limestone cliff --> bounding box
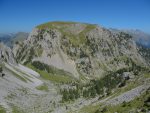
[13,21,148,79]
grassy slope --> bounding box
[78,73,150,113]
[36,21,96,46]
[36,83,48,91]
[11,105,24,113]
[26,63,76,84]
[78,88,150,113]
[0,105,6,113]
[97,91,150,113]
[36,21,78,29]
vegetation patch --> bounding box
[0,105,6,113]
[144,73,150,78]
[26,63,76,84]
[96,90,150,113]
[36,21,77,29]
[12,105,24,113]
[36,83,48,91]
[61,68,125,102]
[78,104,100,113]
[61,65,150,102]
[78,84,150,113]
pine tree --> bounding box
[90,88,96,97]
[62,89,69,101]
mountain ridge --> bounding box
[0,32,28,47]
[13,21,149,79]
[109,28,150,48]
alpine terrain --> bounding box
[0,21,150,113]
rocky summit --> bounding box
[13,22,148,78]
[0,21,150,113]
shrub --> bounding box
[0,67,3,73]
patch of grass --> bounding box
[0,105,6,113]
[98,91,150,113]
[12,106,24,113]
[36,21,77,29]
[144,73,150,78]
[36,83,48,91]
[66,34,80,46]
[39,70,75,83]
[80,24,96,34]
[78,24,96,44]
[65,24,96,46]
[78,104,101,113]
[26,63,76,84]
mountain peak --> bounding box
[36,21,97,30]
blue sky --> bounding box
[0,0,150,33]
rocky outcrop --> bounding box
[13,21,148,79]
[0,43,16,65]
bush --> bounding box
[0,67,2,73]
[32,61,46,71]
[101,107,108,112]
[61,88,80,102]
[122,101,127,107]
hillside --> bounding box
[13,22,149,79]
[0,21,150,113]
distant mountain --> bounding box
[0,33,15,46]
[123,29,150,48]
[0,32,28,47]
[109,28,150,48]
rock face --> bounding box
[0,43,16,65]
[13,21,148,79]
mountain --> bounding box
[110,28,150,48]
[123,29,150,47]
[0,21,150,113]
[0,33,15,46]
[13,21,148,79]
[11,32,29,45]
[109,28,150,64]
[0,32,28,47]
